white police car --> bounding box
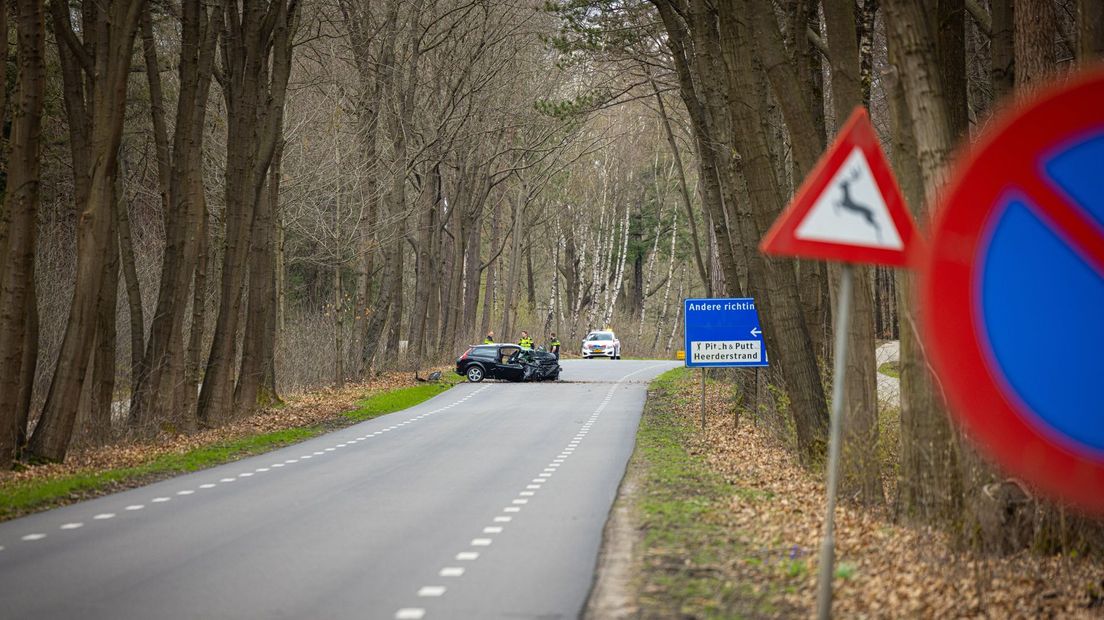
[581,330,621,359]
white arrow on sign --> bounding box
[750,327,762,337]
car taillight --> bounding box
[460,347,472,360]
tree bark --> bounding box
[29,0,144,462]
[1077,0,1104,61]
[823,0,884,505]
[716,1,831,466]
[885,0,964,524]
[130,0,218,426]
[0,0,46,466]
[1014,0,1056,89]
[990,0,1015,103]
[199,0,297,424]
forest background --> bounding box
[0,0,1101,557]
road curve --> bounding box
[0,359,677,619]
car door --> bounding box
[491,346,525,381]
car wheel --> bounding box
[466,366,484,383]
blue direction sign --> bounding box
[683,298,768,368]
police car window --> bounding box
[588,333,613,341]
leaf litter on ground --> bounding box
[641,370,1103,619]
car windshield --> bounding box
[587,332,613,341]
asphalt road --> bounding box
[0,359,677,620]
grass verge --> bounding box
[1,376,460,521]
[343,375,461,422]
[633,367,771,618]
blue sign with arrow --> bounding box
[683,298,768,368]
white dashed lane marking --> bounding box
[0,386,491,554]
[417,586,446,597]
[388,365,668,618]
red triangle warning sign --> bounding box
[760,107,920,267]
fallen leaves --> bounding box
[650,370,1103,619]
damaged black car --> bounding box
[455,344,562,383]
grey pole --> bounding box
[816,263,853,620]
[700,367,707,430]
[753,367,760,426]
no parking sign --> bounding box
[920,69,1104,514]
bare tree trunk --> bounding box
[411,171,439,361]
[0,0,45,466]
[131,0,218,426]
[183,205,209,416]
[1014,0,1056,89]
[750,0,830,361]
[501,185,523,340]
[990,0,1015,103]
[236,133,286,410]
[652,0,742,296]
[116,153,143,397]
[334,262,344,387]
[885,0,964,525]
[86,228,120,443]
[29,0,144,462]
[717,1,831,466]
[1077,0,1104,61]
[823,0,884,505]
[648,74,709,293]
[479,200,498,339]
[199,0,296,424]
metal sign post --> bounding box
[815,264,853,620]
[701,368,707,430]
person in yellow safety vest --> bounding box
[484,331,495,344]
[518,331,534,349]
[548,333,561,360]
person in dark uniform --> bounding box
[518,331,534,349]
[548,333,561,360]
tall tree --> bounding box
[28,0,145,462]
[197,0,299,423]
[0,0,47,466]
[884,0,964,524]
[129,0,219,427]
[823,0,884,505]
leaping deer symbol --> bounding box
[835,169,882,242]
